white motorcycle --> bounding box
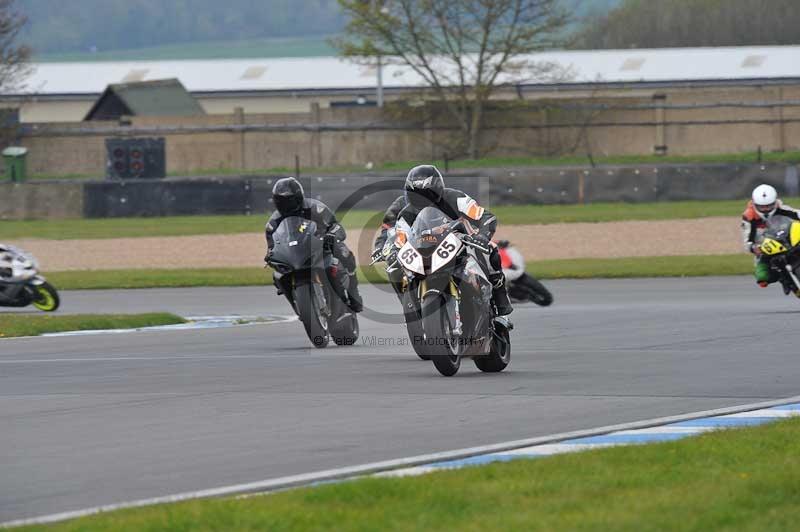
[0,245,60,312]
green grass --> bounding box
[25,149,800,182]
[1,198,766,240]
[0,313,185,338]
[34,35,337,62]
[19,416,800,531]
[45,254,751,291]
[529,254,753,279]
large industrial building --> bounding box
[3,45,799,123]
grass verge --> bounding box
[44,255,752,291]
[18,416,800,531]
[0,313,185,338]
[2,198,774,240]
[27,149,800,181]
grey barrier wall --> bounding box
[1,163,798,220]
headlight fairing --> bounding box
[430,233,462,273]
[397,241,425,275]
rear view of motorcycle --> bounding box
[394,207,512,377]
[0,245,60,312]
[267,217,359,348]
[759,215,800,296]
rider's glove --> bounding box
[324,233,337,249]
[751,243,762,256]
[463,234,492,254]
[371,247,384,263]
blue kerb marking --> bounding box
[770,403,800,411]
[565,433,689,445]
[430,453,537,469]
[670,417,774,428]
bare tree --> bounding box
[0,0,28,92]
[335,0,573,159]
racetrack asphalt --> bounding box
[2,276,799,523]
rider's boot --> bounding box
[755,261,770,288]
[489,272,513,316]
[347,280,364,313]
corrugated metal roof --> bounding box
[85,78,206,120]
[11,45,800,96]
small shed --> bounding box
[84,78,205,121]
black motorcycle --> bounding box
[395,207,512,377]
[267,217,359,348]
[0,245,60,312]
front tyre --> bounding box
[31,282,60,312]
[295,283,329,348]
[332,313,359,346]
[474,322,511,373]
[421,295,460,376]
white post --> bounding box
[377,55,384,108]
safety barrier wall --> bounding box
[1,163,797,220]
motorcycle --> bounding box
[371,227,431,361]
[759,214,800,296]
[0,245,60,312]
[497,240,553,307]
[393,206,512,377]
[267,217,359,348]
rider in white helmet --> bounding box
[741,184,800,288]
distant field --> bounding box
[0,199,755,240]
[34,35,338,62]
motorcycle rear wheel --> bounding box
[422,295,460,376]
[31,282,60,312]
[521,275,553,307]
[295,283,329,348]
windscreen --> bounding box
[410,207,455,257]
[271,216,318,247]
[764,215,794,242]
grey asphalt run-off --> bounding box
[2,276,799,524]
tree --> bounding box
[334,0,573,159]
[573,0,800,49]
[0,0,28,92]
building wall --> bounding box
[15,82,800,177]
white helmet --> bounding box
[752,184,778,218]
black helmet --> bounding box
[404,165,444,209]
[272,177,304,216]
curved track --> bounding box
[3,277,800,522]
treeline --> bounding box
[18,0,345,53]
[574,0,800,49]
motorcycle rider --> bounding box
[265,177,363,312]
[742,183,800,290]
[391,164,513,316]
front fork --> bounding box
[418,277,462,336]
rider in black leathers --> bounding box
[265,177,363,312]
[378,165,513,316]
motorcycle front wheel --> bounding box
[474,323,511,373]
[295,283,329,348]
[421,295,460,376]
[31,282,60,312]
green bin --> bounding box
[3,146,27,182]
